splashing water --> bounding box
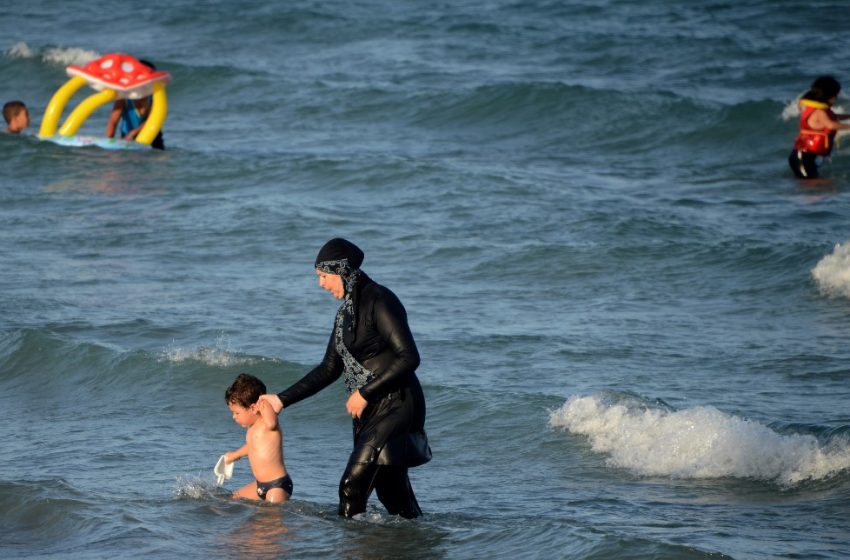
[174,475,223,500]
[549,395,850,487]
[158,334,258,367]
[812,241,850,299]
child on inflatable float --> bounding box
[39,53,170,151]
[105,59,165,150]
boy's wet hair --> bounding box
[225,373,267,408]
[3,100,26,124]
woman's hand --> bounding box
[346,390,368,419]
[258,393,284,414]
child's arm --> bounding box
[105,100,124,138]
[809,109,850,131]
[257,398,280,431]
[124,99,153,139]
[123,125,144,141]
[224,444,248,464]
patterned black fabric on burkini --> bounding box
[314,238,374,394]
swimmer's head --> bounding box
[804,75,842,105]
[3,100,29,133]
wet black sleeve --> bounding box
[358,291,420,402]
[278,329,343,408]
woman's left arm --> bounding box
[358,291,420,402]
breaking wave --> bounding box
[550,394,850,487]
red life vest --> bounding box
[794,105,837,156]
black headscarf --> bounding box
[315,238,364,275]
[315,238,366,338]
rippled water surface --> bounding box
[2,1,850,558]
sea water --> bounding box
[1,1,849,558]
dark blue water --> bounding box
[2,1,850,558]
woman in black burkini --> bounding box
[261,238,431,518]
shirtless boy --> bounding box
[223,373,292,503]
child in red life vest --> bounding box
[789,76,850,179]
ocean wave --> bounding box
[0,328,116,383]
[158,336,270,368]
[812,241,850,299]
[5,41,99,67]
[406,81,802,159]
[549,394,850,487]
[405,81,689,155]
[0,329,283,393]
[0,479,93,548]
[410,81,591,128]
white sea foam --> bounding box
[41,46,99,67]
[549,395,850,486]
[5,42,98,66]
[781,97,802,121]
[6,41,35,59]
[812,241,850,299]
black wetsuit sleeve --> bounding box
[358,292,420,402]
[278,330,343,408]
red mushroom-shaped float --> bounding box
[67,53,171,98]
[40,53,171,147]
